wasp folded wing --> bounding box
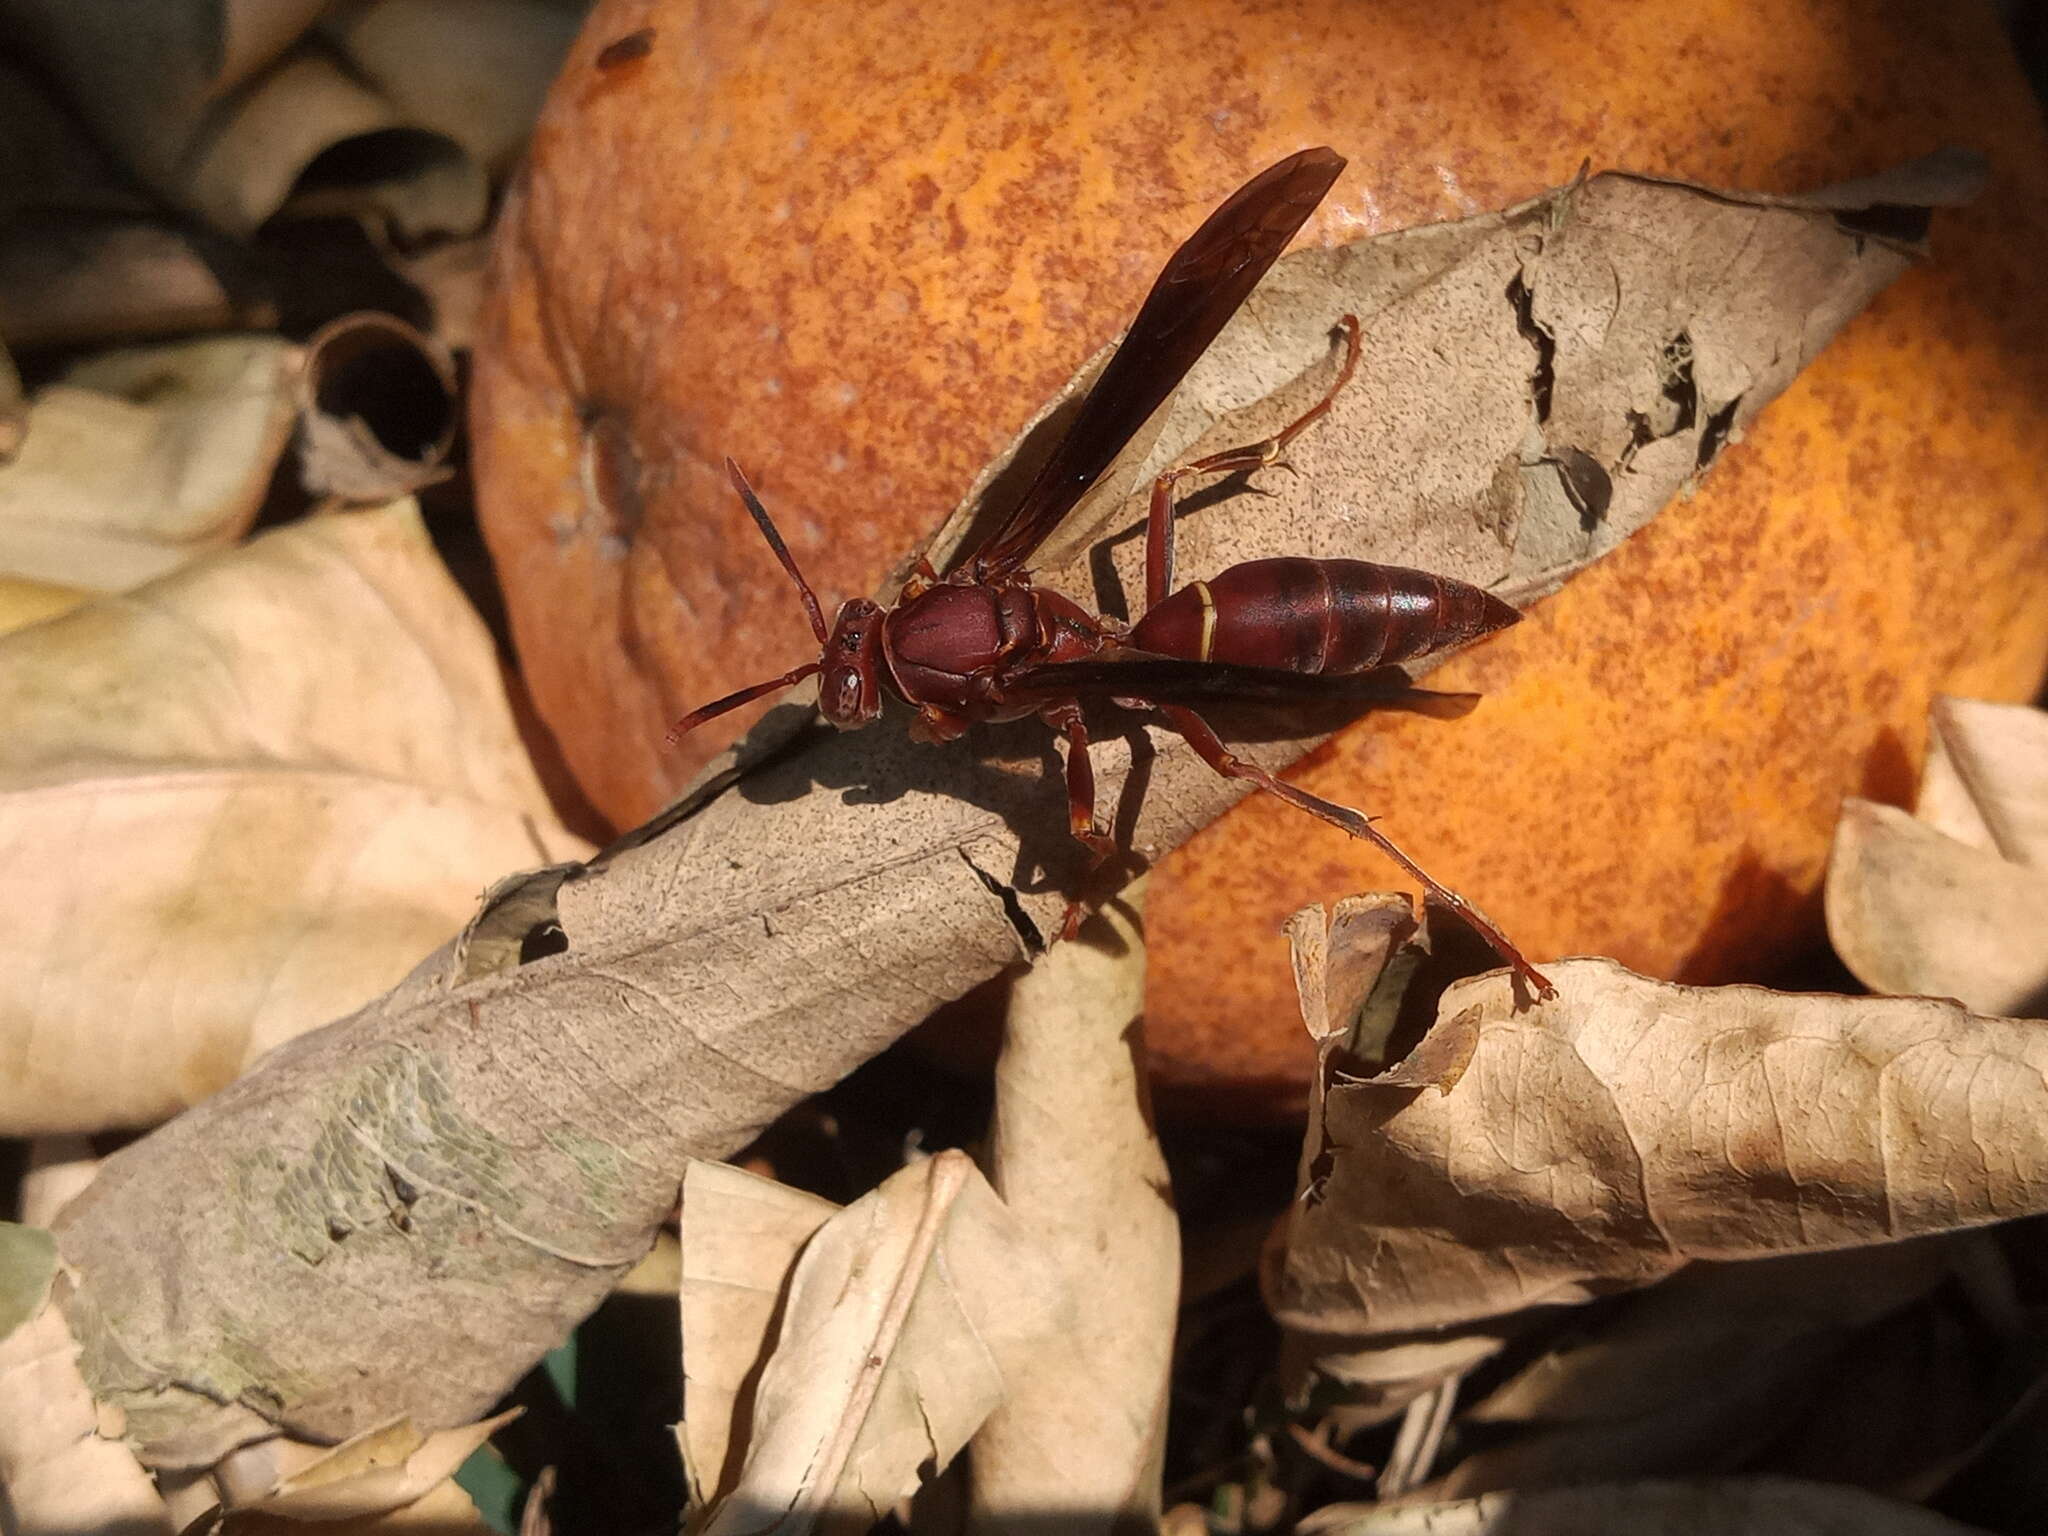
[968,146,1346,581]
[1006,652,1481,719]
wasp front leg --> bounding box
[1039,699,1116,940]
[901,554,942,600]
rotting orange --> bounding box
[472,0,2048,1111]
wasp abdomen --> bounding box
[1130,557,1520,675]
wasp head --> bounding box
[819,599,885,728]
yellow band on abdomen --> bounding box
[1192,580,1216,662]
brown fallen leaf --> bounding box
[1294,1476,1994,1535]
[317,1,579,185]
[4,0,573,239]
[15,1137,97,1228]
[1916,697,2048,861]
[235,1477,499,1535]
[974,889,1177,1532]
[295,312,459,501]
[0,1231,172,1535]
[387,235,494,355]
[0,576,88,636]
[1268,959,2048,1411]
[697,1151,1067,1536]
[211,1409,518,1522]
[0,219,269,352]
[0,502,592,1134]
[1828,697,2048,1014]
[0,51,275,350]
[683,902,1172,1532]
[678,1160,840,1510]
[1432,1241,1967,1498]
[923,151,1980,615]
[48,157,1961,1465]
[0,336,297,592]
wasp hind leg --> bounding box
[1154,701,1555,1001]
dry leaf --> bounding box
[0,502,592,1133]
[1295,1476,1993,1535]
[388,235,494,355]
[0,336,297,592]
[2,0,572,239]
[218,1409,519,1519]
[1828,698,2048,1014]
[0,340,22,462]
[0,1247,173,1535]
[1286,894,1416,1052]
[234,1476,498,1535]
[926,153,1975,607]
[49,159,1958,1463]
[0,220,266,352]
[620,1226,681,1297]
[0,1223,56,1341]
[1269,960,2048,1405]
[973,889,1177,1531]
[1917,698,2048,860]
[16,1137,98,1228]
[1436,1242,1959,1497]
[699,1151,1061,1536]
[679,1160,841,1510]
[0,576,88,636]
[0,51,271,349]
[296,312,459,501]
[317,0,579,182]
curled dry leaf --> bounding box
[4,0,572,239]
[0,51,272,350]
[1268,957,2048,1410]
[0,335,297,592]
[975,890,1177,1531]
[0,502,592,1134]
[1827,697,2048,1015]
[1914,697,2048,860]
[678,1160,840,1510]
[210,1409,518,1522]
[52,158,1960,1463]
[296,312,459,501]
[0,220,265,353]
[697,1151,1067,1536]
[1294,1476,1993,1536]
[318,0,580,183]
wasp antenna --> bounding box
[726,457,830,646]
[665,660,822,745]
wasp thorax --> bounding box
[820,598,885,727]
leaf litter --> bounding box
[1257,898,2048,1527]
[1827,697,2048,1016]
[676,895,1172,1535]
[0,502,592,1133]
[0,142,2028,1536]
[0,335,298,591]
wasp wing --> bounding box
[967,146,1344,581]
[1006,653,1480,719]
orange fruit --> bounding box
[473,0,2048,1110]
